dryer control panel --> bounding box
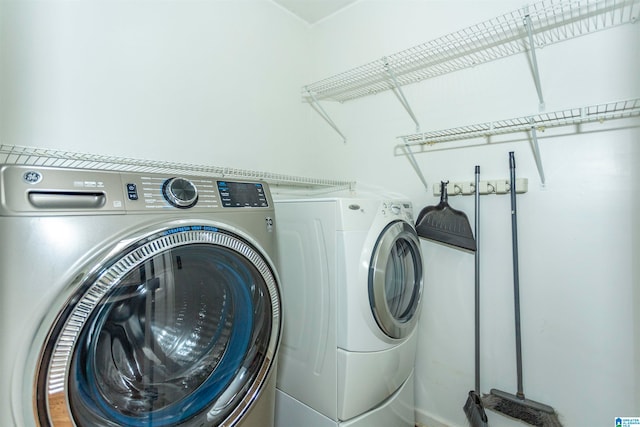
[381,201,414,223]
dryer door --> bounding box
[368,220,423,340]
[35,225,280,427]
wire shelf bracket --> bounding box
[305,87,347,143]
[397,98,640,184]
[384,59,428,190]
[305,58,423,141]
[384,58,421,132]
[524,9,545,111]
[528,119,546,184]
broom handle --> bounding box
[474,166,481,394]
[509,152,525,400]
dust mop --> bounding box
[483,152,562,426]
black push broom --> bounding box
[483,152,562,427]
[463,166,489,427]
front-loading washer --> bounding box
[0,164,281,427]
[273,194,423,427]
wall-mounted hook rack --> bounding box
[435,178,529,196]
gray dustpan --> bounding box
[416,181,476,252]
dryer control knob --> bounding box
[390,204,402,215]
[163,177,198,208]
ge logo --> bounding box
[265,217,274,232]
[23,171,43,184]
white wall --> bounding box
[0,0,321,176]
[1,1,638,426]
[308,1,640,426]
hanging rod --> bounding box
[0,144,356,189]
[396,98,640,184]
[302,0,639,104]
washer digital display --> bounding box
[217,181,268,208]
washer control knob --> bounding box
[163,177,198,208]
[390,204,402,215]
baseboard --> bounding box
[415,407,453,427]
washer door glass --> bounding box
[368,221,423,339]
[36,226,280,427]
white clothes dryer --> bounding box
[273,194,423,427]
[0,165,282,427]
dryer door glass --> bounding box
[36,226,280,427]
[369,221,423,339]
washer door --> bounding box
[368,220,423,340]
[35,225,280,427]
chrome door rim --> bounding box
[368,221,423,339]
[35,224,281,427]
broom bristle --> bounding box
[483,393,563,427]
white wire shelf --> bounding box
[0,144,356,189]
[303,0,639,103]
[397,98,640,145]
[396,98,640,185]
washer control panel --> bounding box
[125,176,270,210]
[124,174,218,210]
[0,165,272,215]
[217,181,268,208]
